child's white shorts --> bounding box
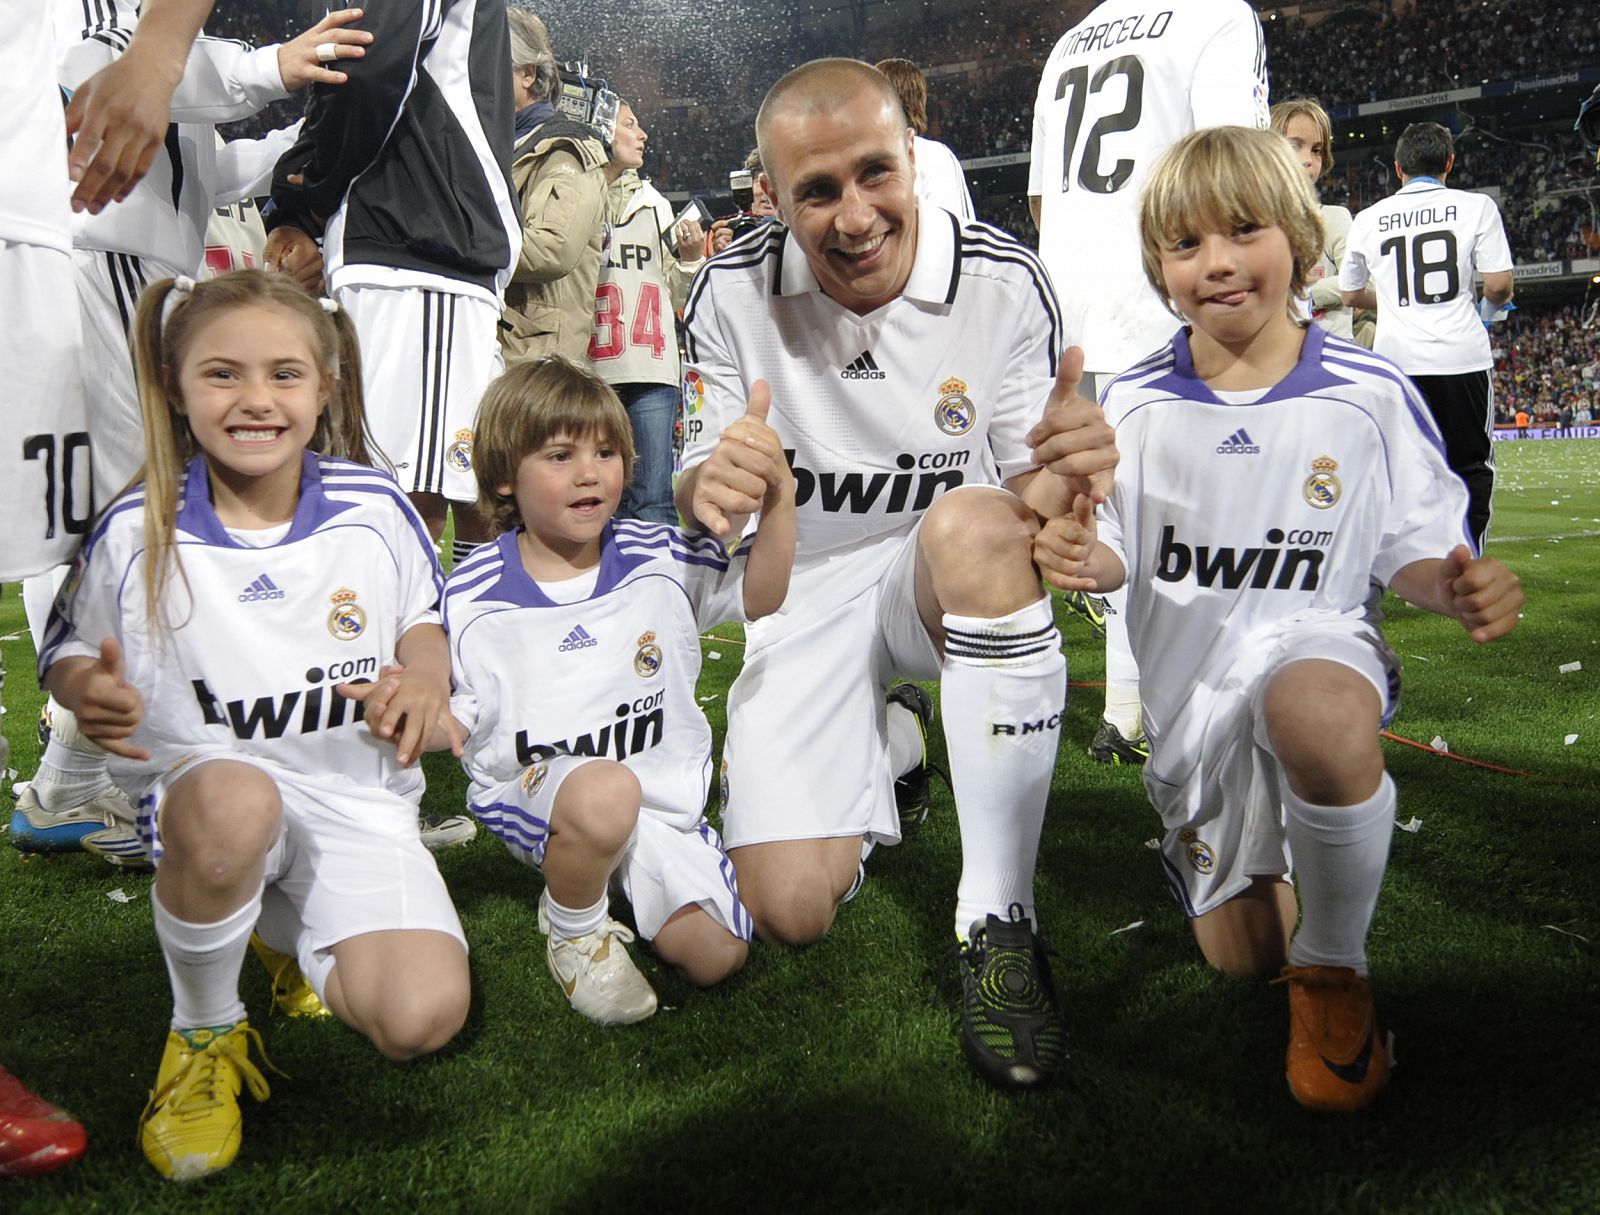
[470,754,753,942]
[1144,610,1400,918]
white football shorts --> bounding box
[718,506,946,851]
[337,284,502,503]
[1144,610,1400,918]
[470,754,752,941]
[138,754,466,953]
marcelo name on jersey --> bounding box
[786,448,971,515]
[1155,525,1331,591]
[190,658,379,740]
[515,690,666,764]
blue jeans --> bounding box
[615,381,680,525]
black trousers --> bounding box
[1410,370,1493,550]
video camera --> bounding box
[553,60,620,145]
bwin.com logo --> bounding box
[1216,428,1260,455]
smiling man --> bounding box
[675,58,1117,1091]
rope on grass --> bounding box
[1380,730,1594,788]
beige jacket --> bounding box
[499,120,609,365]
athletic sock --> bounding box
[31,699,116,811]
[941,597,1066,938]
[450,539,478,569]
[1101,587,1142,738]
[1285,774,1397,976]
[154,887,259,1030]
[544,890,609,944]
[886,701,924,781]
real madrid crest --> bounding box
[934,376,975,436]
[634,631,663,678]
[327,587,366,641]
[520,760,549,796]
[445,428,474,473]
[1303,454,1341,510]
[1178,828,1216,875]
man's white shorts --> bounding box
[139,756,466,955]
[0,241,90,579]
[338,284,502,503]
[720,516,943,852]
[470,754,753,942]
[1144,611,1400,919]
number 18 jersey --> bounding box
[1028,0,1268,374]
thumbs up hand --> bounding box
[690,380,789,538]
[56,638,149,760]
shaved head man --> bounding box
[676,59,1118,1092]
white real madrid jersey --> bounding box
[1340,178,1513,375]
[1,1,71,251]
[1028,0,1268,375]
[40,454,444,802]
[56,0,289,275]
[680,203,1063,578]
[1098,326,1471,741]
[445,522,748,832]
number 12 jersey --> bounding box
[1029,0,1268,375]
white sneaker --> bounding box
[537,892,657,1026]
[8,785,151,869]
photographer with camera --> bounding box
[501,8,608,365]
[706,148,779,256]
[590,102,706,522]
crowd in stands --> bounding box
[1492,303,1600,425]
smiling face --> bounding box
[174,303,329,521]
[1160,221,1301,359]
[500,429,625,575]
[762,84,919,315]
[610,104,647,172]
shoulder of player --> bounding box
[1313,338,1435,419]
[681,223,786,328]
[315,458,422,518]
[955,220,1056,295]
[610,518,734,572]
[1100,345,1184,424]
[82,484,151,557]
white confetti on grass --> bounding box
[1430,736,1449,753]
[706,650,722,661]
[1560,661,1583,674]
[1397,817,1423,833]
[1542,924,1591,944]
[1565,734,1579,746]
[107,888,135,904]
[1109,920,1145,936]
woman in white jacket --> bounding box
[1273,97,1354,340]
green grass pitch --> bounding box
[2,440,1596,1212]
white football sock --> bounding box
[154,886,259,1030]
[1285,774,1396,976]
[31,698,116,810]
[545,889,609,944]
[941,598,1065,938]
[886,700,924,781]
[1101,586,1142,737]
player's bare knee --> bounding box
[667,933,749,987]
[159,767,280,883]
[920,489,1040,614]
[1263,665,1383,803]
[551,761,641,853]
[738,868,837,946]
[365,977,469,1061]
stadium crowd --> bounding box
[1492,302,1600,423]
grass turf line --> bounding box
[1,440,1596,1212]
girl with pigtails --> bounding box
[39,269,469,1181]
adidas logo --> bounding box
[840,350,886,380]
[559,624,598,652]
[238,574,286,603]
[1215,428,1260,455]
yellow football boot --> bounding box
[139,1023,273,1180]
[250,934,332,1019]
